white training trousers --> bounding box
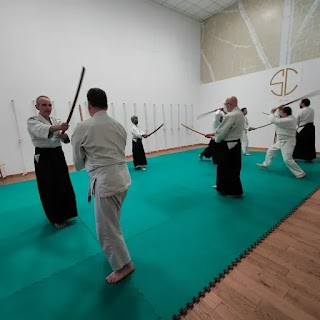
[94,190,131,271]
[241,131,249,154]
[263,139,305,177]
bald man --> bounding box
[27,96,78,228]
[206,96,245,197]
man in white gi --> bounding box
[72,88,133,283]
[131,115,148,170]
[257,105,306,178]
[293,98,316,162]
[241,108,255,155]
[27,96,78,228]
[199,108,226,164]
[206,96,245,197]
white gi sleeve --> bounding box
[131,126,145,139]
[27,117,52,139]
[71,124,86,171]
[215,115,236,143]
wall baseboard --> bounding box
[2,144,206,180]
[249,147,268,152]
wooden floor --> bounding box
[1,146,320,320]
[182,190,320,320]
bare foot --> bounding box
[257,163,267,168]
[296,172,306,179]
[54,222,66,229]
[106,262,135,284]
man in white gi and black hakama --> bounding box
[27,96,78,229]
[293,98,316,162]
[131,116,148,170]
[199,108,225,164]
[72,88,133,283]
[206,96,245,198]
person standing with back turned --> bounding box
[293,98,316,162]
[72,88,134,283]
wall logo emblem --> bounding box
[270,68,299,96]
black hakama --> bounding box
[293,123,316,161]
[200,139,218,164]
[34,146,78,224]
[132,138,147,168]
[215,140,243,196]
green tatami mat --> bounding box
[0,149,319,319]
[0,254,159,320]
[0,219,101,300]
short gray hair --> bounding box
[36,95,50,105]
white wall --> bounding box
[198,58,320,151]
[0,0,201,175]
